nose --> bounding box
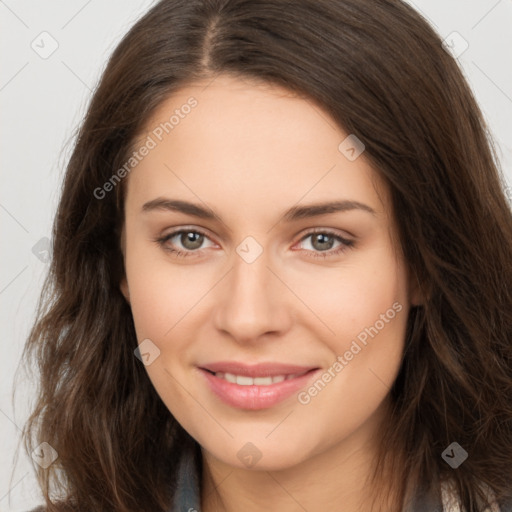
[213,250,293,345]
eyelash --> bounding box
[154,228,355,259]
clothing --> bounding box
[173,441,202,512]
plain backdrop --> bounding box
[1,1,511,510]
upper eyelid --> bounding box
[165,226,215,241]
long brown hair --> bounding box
[20,0,512,510]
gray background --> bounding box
[1,1,511,510]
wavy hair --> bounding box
[20,0,512,510]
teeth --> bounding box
[236,375,254,385]
[214,372,301,385]
[254,376,273,385]
[224,372,236,383]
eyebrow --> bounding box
[141,198,377,221]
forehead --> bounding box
[126,74,390,221]
[137,74,343,159]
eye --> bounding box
[155,228,215,258]
[295,229,355,258]
[154,227,355,259]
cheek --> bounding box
[125,241,213,342]
[302,253,409,412]
[124,246,209,431]
[287,248,408,355]
[287,246,409,424]
[335,269,405,347]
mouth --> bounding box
[198,362,320,410]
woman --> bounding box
[22,0,512,510]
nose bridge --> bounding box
[213,247,289,342]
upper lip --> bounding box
[199,362,318,378]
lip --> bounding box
[198,362,320,410]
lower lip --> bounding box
[199,368,319,410]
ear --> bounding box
[120,275,130,304]
[119,226,130,304]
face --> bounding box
[119,74,420,472]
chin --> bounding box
[200,432,319,472]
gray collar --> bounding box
[172,441,202,512]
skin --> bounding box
[119,74,422,512]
